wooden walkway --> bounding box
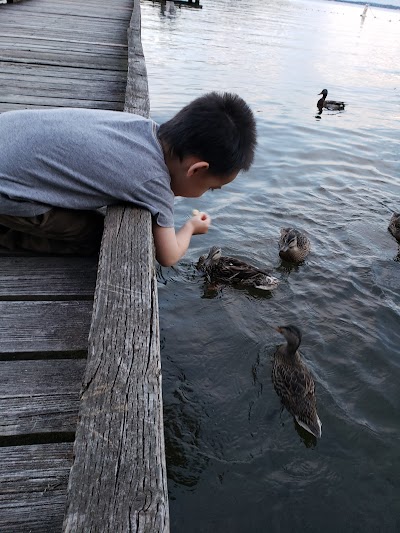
[0,1,169,531]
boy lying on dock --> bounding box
[0,92,256,265]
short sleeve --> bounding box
[131,174,175,228]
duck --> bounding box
[197,246,280,291]
[317,89,345,112]
[272,325,322,438]
[279,227,311,263]
[388,213,400,242]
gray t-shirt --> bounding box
[0,108,174,227]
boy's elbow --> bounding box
[155,250,178,267]
[153,225,181,267]
[157,257,175,267]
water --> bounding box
[140,0,400,531]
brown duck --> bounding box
[272,325,322,438]
[197,246,280,291]
[388,213,400,242]
[279,227,311,263]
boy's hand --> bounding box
[153,211,212,266]
[189,211,211,235]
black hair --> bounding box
[158,92,257,176]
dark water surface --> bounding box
[140,0,400,531]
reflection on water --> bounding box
[142,0,400,531]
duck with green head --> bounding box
[272,325,322,439]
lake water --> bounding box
[140,0,400,531]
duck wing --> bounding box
[273,358,321,438]
[216,256,271,281]
[325,100,345,110]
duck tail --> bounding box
[254,276,280,291]
[295,413,322,438]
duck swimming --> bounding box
[197,246,280,291]
[272,325,322,438]
[388,213,400,242]
[317,89,345,112]
[279,227,311,263]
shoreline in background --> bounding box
[332,0,400,10]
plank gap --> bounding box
[0,432,76,448]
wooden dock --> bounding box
[156,0,203,8]
[0,1,169,531]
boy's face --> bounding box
[175,171,238,198]
[168,156,238,198]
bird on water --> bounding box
[272,325,322,438]
[388,213,400,242]
[278,227,311,263]
[317,89,345,112]
[197,246,280,291]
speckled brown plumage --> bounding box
[272,325,322,438]
[388,213,400,242]
[197,246,279,291]
[279,228,311,263]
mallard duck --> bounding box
[317,89,345,112]
[272,325,322,438]
[279,227,311,263]
[388,213,400,242]
[197,246,279,291]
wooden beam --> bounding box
[63,0,170,531]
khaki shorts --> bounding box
[0,207,105,255]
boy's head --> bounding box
[158,92,257,197]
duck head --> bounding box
[318,89,328,98]
[279,229,299,259]
[202,246,222,271]
[388,213,400,241]
[276,325,302,353]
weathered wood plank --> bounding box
[0,301,93,353]
[63,1,169,530]
[124,0,150,115]
[0,71,127,89]
[0,82,125,102]
[0,257,97,299]
[0,37,128,57]
[64,209,169,533]
[2,3,133,20]
[0,359,85,436]
[0,443,73,533]
[0,94,125,109]
[0,61,127,81]
[0,49,127,70]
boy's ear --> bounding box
[187,160,209,177]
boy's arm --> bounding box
[153,212,211,267]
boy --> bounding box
[0,92,256,266]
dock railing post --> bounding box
[62,0,170,531]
